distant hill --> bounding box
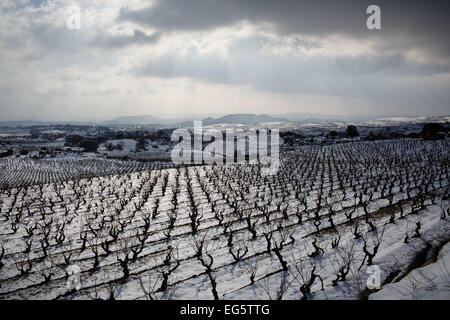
[0,120,99,127]
[0,120,48,127]
[202,114,290,125]
[367,115,450,125]
[7,114,446,129]
[273,113,380,123]
[103,115,166,125]
[103,113,290,126]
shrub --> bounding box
[421,123,446,140]
[80,140,99,152]
[346,125,359,137]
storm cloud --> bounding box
[137,37,450,107]
[0,0,449,120]
[119,0,450,58]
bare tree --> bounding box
[270,222,294,271]
[156,244,181,292]
[0,244,5,270]
[288,249,324,300]
[229,237,249,264]
[328,241,357,286]
[259,271,291,300]
[309,238,324,258]
[138,273,179,300]
[359,226,386,270]
[12,252,32,276]
[189,232,219,300]
[440,187,449,219]
[246,256,261,285]
[116,239,132,280]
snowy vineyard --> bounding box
[0,139,449,299]
[0,157,175,190]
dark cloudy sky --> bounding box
[0,0,449,121]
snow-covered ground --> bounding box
[370,242,450,300]
[0,139,448,300]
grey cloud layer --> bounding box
[118,0,370,34]
[137,36,450,102]
[90,30,160,49]
[32,25,160,51]
[119,0,450,57]
[1,0,449,120]
[123,0,450,115]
